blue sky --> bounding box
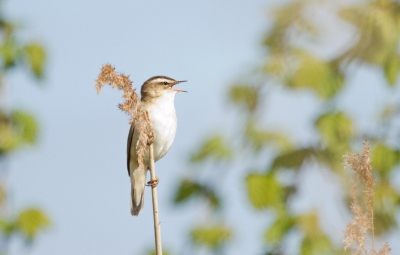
[3,0,400,254]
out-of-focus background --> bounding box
[0,0,399,254]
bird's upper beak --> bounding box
[171,80,187,93]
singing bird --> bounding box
[127,76,186,216]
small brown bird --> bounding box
[127,76,186,216]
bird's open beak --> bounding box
[171,80,187,92]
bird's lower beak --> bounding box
[171,80,187,92]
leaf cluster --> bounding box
[0,8,49,253]
[171,0,400,254]
[0,208,50,242]
[0,18,45,80]
[0,110,38,154]
[172,135,233,252]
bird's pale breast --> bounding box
[147,93,177,162]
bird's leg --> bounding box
[146,177,159,187]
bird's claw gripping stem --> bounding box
[146,178,159,188]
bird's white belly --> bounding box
[149,98,177,162]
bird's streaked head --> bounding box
[140,76,187,102]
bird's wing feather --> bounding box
[127,124,135,176]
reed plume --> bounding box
[343,142,391,255]
[95,64,154,169]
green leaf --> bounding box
[191,135,232,163]
[0,218,16,237]
[0,112,16,152]
[384,54,400,86]
[190,225,231,249]
[0,184,5,206]
[263,1,311,49]
[23,43,46,79]
[374,209,397,236]
[11,110,38,144]
[373,183,399,235]
[338,2,400,66]
[173,179,220,208]
[297,212,320,238]
[265,211,295,244]
[315,147,347,174]
[245,122,292,152]
[314,112,353,147]
[286,51,344,99]
[228,85,259,112]
[298,212,334,255]
[371,144,399,176]
[0,39,19,68]
[0,110,38,153]
[246,173,283,209]
[16,208,50,241]
[271,148,314,170]
[300,234,333,255]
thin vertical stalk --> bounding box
[371,200,375,252]
[149,143,162,255]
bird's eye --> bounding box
[163,82,168,86]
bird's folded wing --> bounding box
[126,124,135,176]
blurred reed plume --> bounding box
[343,142,391,255]
[95,64,139,122]
[95,64,154,169]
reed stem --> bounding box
[149,143,162,255]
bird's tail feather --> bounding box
[130,169,146,216]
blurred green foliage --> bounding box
[229,85,259,112]
[145,250,172,255]
[172,0,400,254]
[16,208,50,241]
[298,212,333,255]
[286,51,344,99]
[271,148,314,170]
[371,144,399,177]
[23,44,46,79]
[0,110,39,153]
[0,19,45,79]
[245,122,292,152]
[190,225,231,250]
[174,179,220,208]
[0,208,50,242]
[315,112,353,147]
[246,173,283,210]
[190,135,233,163]
[264,211,295,245]
[0,3,48,254]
